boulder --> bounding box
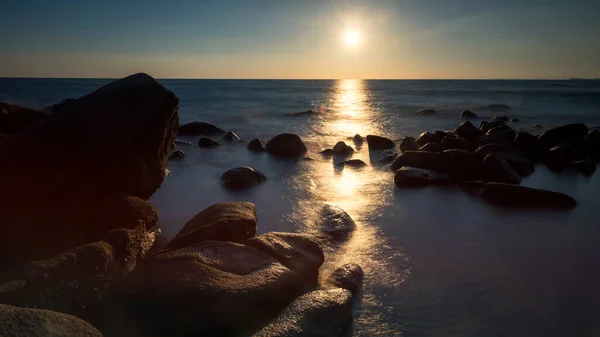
[223,131,241,142]
[352,134,363,145]
[475,135,513,148]
[221,166,266,190]
[454,121,482,144]
[486,125,516,141]
[585,130,600,143]
[105,225,157,274]
[394,167,451,188]
[483,154,521,185]
[252,289,353,337]
[165,202,257,249]
[198,137,219,148]
[178,121,225,136]
[119,233,324,337]
[479,120,506,134]
[266,133,307,157]
[0,101,47,135]
[390,151,436,171]
[366,135,394,150]
[434,130,455,139]
[0,304,102,337]
[492,116,510,122]
[514,132,542,161]
[419,142,443,153]
[326,263,364,294]
[473,143,515,161]
[494,152,535,176]
[416,131,442,147]
[248,138,266,152]
[337,159,367,168]
[441,136,469,150]
[547,142,583,162]
[320,149,335,156]
[399,136,418,152]
[570,159,596,176]
[479,182,577,209]
[318,205,355,242]
[332,141,354,156]
[168,149,185,160]
[461,110,477,119]
[432,149,482,182]
[538,123,588,151]
[415,108,436,116]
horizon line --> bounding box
[1,76,599,81]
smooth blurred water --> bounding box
[2,78,600,336]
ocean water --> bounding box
[2,78,600,336]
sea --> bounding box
[1,78,600,337]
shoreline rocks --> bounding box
[366,135,395,150]
[266,133,307,157]
[221,166,266,190]
[394,167,451,187]
[178,121,225,136]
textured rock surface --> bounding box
[326,263,364,294]
[318,205,356,242]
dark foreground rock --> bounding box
[221,166,266,190]
[441,136,469,150]
[119,232,324,337]
[454,121,481,144]
[326,263,364,294]
[0,304,102,337]
[248,138,266,152]
[223,131,241,142]
[178,121,225,136]
[198,136,219,148]
[483,154,521,184]
[399,136,418,152]
[390,151,436,171]
[337,159,367,168]
[168,149,185,160]
[432,150,482,182]
[419,142,442,152]
[266,133,307,157]
[366,135,394,150]
[570,159,597,176]
[538,123,588,151]
[478,183,577,209]
[416,131,442,147]
[394,167,451,188]
[253,289,353,337]
[514,131,542,161]
[318,205,355,242]
[0,101,47,135]
[165,202,257,249]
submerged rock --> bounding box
[248,138,266,152]
[165,202,257,249]
[352,134,363,145]
[483,154,521,185]
[479,182,577,209]
[390,150,436,171]
[178,121,225,136]
[221,166,266,190]
[415,108,436,116]
[333,141,354,156]
[399,136,418,152]
[198,137,219,148]
[337,159,367,168]
[223,131,241,142]
[320,149,335,156]
[318,205,356,242]
[326,263,364,294]
[538,123,588,151]
[366,135,394,150]
[0,101,47,135]
[266,133,307,157]
[394,167,451,188]
[461,110,477,119]
[168,149,185,160]
[286,110,318,117]
[416,131,442,147]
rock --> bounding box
[318,205,356,242]
[432,149,482,182]
[494,152,535,176]
[252,289,353,337]
[458,181,487,196]
[352,134,363,145]
[178,121,225,136]
[461,110,477,119]
[570,159,596,176]
[434,130,455,139]
[286,110,318,117]
[379,155,396,163]
[486,125,516,141]
[266,133,308,157]
[475,135,513,148]
[538,123,588,151]
[584,131,600,162]
[332,141,354,156]
[514,132,542,161]
[454,121,482,144]
[441,136,469,150]
[480,120,506,134]
[416,131,442,147]
[320,149,335,156]
[165,202,257,249]
[0,304,102,337]
[366,135,395,150]
[221,167,266,190]
[198,137,219,148]
[399,136,418,152]
[547,142,581,162]
[415,108,436,116]
[532,124,543,129]
[585,130,600,143]
[483,154,521,184]
[479,183,577,209]
[326,263,364,294]
[168,149,185,160]
[0,101,47,134]
[95,195,159,232]
[174,139,192,145]
[390,151,436,171]
[394,167,451,188]
[473,143,515,161]
[120,233,324,337]
[509,118,519,122]
[492,116,510,122]
[248,138,266,152]
[223,131,241,142]
[419,142,443,153]
[337,159,367,168]
[105,225,157,274]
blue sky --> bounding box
[1,0,599,78]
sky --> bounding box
[1,0,599,79]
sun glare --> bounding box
[344,30,360,47]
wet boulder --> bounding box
[0,101,47,135]
[168,149,185,160]
[0,304,102,337]
[454,120,482,144]
[480,120,506,134]
[390,150,436,171]
[434,130,455,139]
[221,166,266,190]
[415,108,436,116]
[473,143,515,161]
[366,135,395,150]
[494,152,535,176]
[432,149,483,182]
[585,130,600,143]
[538,123,588,151]
[492,116,510,122]
[419,142,443,153]
[416,131,442,147]
[479,182,577,209]
[165,202,258,249]
[223,131,241,142]
[352,134,363,145]
[441,136,469,150]
[570,159,596,176]
[318,205,356,242]
[266,133,308,157]
[320,149,335,156]
[394,167,451,188]
[248,138,266,152]
[337,159,367,169]
[333,141,354,156]
[198,137,219,148]
[461,110,477,119]
[252,288,353,337]
[178,121,225,136]
[399,136,418,152]
[379,154,396,164]
[486,124,516,141]
[475,135,513,148]
[326,263,364,294]
[514,132,542,161]
[483,154,521,184]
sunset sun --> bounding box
[344,29,361,47]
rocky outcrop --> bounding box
[0,101,47,135]
[318,205,355,242]
[248,138,266,152]
[483,154,521,184]
[165,202,258,249]
[198,137,219,148]
[221,167,266,190]
[432,149,482,182]
[178,121,225,136]
[332,141,354,156]
[473,143,514,161]
[394,167,451,187]
[390,151,436,171]
[325,263,364,294]
[478,183,577,209]
[399,136,418,152]
[461,110,477,119]
[366,135,394,150]
[266,133,307,157]
[416,131,442,147]
[337,159,367,168]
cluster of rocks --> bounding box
[0,74,362,336]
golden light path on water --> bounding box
[290,79,410,336]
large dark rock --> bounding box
[394,167,451,188]
[483,154,521,185]
[514,132,542,161]
[570,159,596,176]
[352,134,363,145]
[0,304,102,337]
[266,133,307,157]
[538,123,588,151]
[332,141,354,156]
[479,120,506,134]
[399,136,418,152]
[494,152,535,176]
[168,149,185,160]
[486,124,516,141]
[223,131,241,142]
[416,131,442,147]
[461,110,477,119]
[419,142,442,153]
[165,202,257,250]
[366,135,395,150]
[198,136,219,148]
[326,263,364,294]
[473,143,515,161]
[441,136,469,150]
[337,159,367,168]
[479,182,577,209]
[492,116,510,122]
[432,149,482,182]
[252,289,353,337]
[475,135,513,148]
[248,138,266,152]
[318,205,355,242]
[454,121,481,144]
[221,166,266,190]
[0,102,47,135]
[178,121,225,136]
[434,130,455,139]
[390,150,436,171]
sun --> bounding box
[344,30,360,47]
